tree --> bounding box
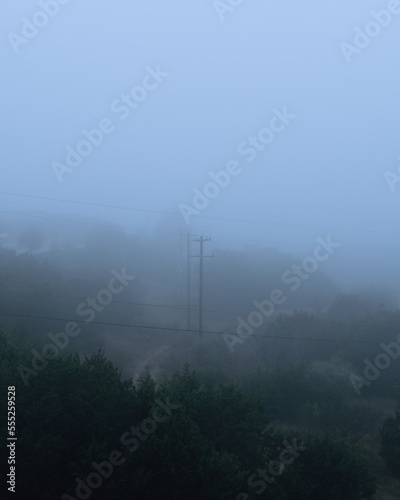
[380,410,400,477]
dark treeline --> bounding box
[1,223,400,499]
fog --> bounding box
[2,1,400,302]
[2,0,400,362]
[2,3,400,497]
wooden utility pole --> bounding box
[192,236,212,337]
[178,232,183,304]
[187,233,192,331]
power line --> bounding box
[0,210,137,232]
[0,192,169,216]
[0,288,252,317]
[2,207,400,253]
[0,310,384,345]
[2,190,400,239]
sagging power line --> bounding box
[0,310,383,345]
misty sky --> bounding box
[2,1,400,292]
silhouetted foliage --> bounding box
[380,409,400,477]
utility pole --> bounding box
[187,232,192,331]
[178,232,183,304]
[192,236,212,337]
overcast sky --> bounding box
[1,0,400,292]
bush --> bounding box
[259,433,377,499]
[380,411,400,477]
